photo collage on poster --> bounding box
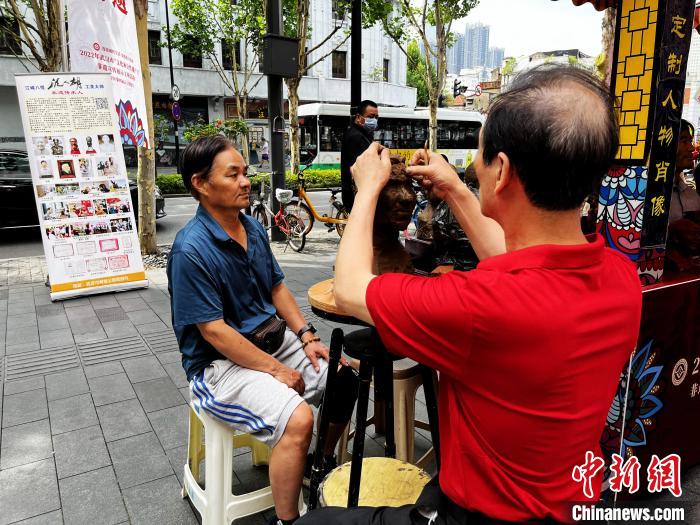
[32,132,135,277]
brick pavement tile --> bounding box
[62,297,92,307]
[64,305,97,321]
[67,317,102,337]
[7,313,38,328]
[165,445,187,486]
[0,459,60,525]
[126,308,161,325]
[3,376,45,395]
[35,303,65,317]
[149,300,171,314]
[2,389,47,428]
[73,330,108,344]
[48,392,98,435]
[136,320,170,334]
[59,466,128,525]
[97,398,152,442]
[53,424,110,479]
[33,293,54,306]
[108,431,174,489]
[157,313,173,328]
[87,372,136,406]
[138,287,169,303]
[133,376,184,413]
[0,288,8,299]
[4,342,41,355]
[84,361,123,379]
[39,328,74,349]
[7,301,36,317]
[45,368,88,401]
[0,419,53,470]
[156,350,182,365]
[117,297,149,312]
[122,475,197,525]
[94,306,129,323]
[6,327,39,346]
[101,319,139,338]
[121,355,167,383]
[37,313,70,331]
[163,361,189,388]
[147,404,189,449]
[179,387,191,403]
[8,291,34,302]
[89,294,119,308]
[11,510,63,524]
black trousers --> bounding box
[298,478,562,525]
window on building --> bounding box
[148,30,162,65]
[222,40,241,71]
[0,17,21,56]
[383,59,389,82]
[332,51,346,79]
[182,36,202,68]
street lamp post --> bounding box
[163,0,181,168]
[350,0,361,116]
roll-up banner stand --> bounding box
[15,72,148,301]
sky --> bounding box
[452,0,606,58]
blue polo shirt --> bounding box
[167,205,285,381]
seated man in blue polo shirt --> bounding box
[167,136,356,525]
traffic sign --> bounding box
[172,101,182,121]
[171,84,181,102]
[474,84,483,97]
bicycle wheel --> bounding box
[289,200,314,235]
[285,212,307,252]
[334,208,349,238]
[252,205,269,229]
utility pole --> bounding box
[163,0,180,168]
[350,0,361,116]
[265,0,287,242]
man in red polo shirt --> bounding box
[298,65,642,524]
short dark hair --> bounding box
[358,100,378,116]
[482,65,619,211]
[180,135,234,200]
[681,119,694,137]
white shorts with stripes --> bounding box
[190,328,328,447]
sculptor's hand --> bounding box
[406,150,463,201]
[350,143,391,195]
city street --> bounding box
[0,191,337,259]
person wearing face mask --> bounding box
[340,100,379,212]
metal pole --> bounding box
[266,0,285,242]
[164,0,180,168]
[350,0,362,116]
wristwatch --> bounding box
[296,322,317,340]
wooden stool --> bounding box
[319,458,431,507]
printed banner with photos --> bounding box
[15,72,148,300]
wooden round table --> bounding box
[307,278,369,326]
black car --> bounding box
[0,150,166,229]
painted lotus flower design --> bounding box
[117,100,148,148]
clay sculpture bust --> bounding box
[372,155,417,275]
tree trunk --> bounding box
[134,0,157,254]
[286,78,301,176]
[428,95,438,150]
[601,7,617,87]
[46,0,63,71]
[240,92,250,163]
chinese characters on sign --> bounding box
[641,0,696,248]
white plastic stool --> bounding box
[182,402,305,524]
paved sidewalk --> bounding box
[0,231,698,524]
[0,233,436,525]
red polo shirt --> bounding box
[366,235,641,523]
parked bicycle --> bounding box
[287,164,349,238]
[250,178,307,252]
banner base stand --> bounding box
[50,279,150,302]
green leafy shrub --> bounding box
[249,169,340,192]
[156,173,187,194]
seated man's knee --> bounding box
[283,402,313,446]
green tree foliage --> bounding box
[168,0,266,161]
[0,0,62,71]
[364,0,479,148]
[406,40,435,107]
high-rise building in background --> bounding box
[464,23,490,69]
[446,23,504,74]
